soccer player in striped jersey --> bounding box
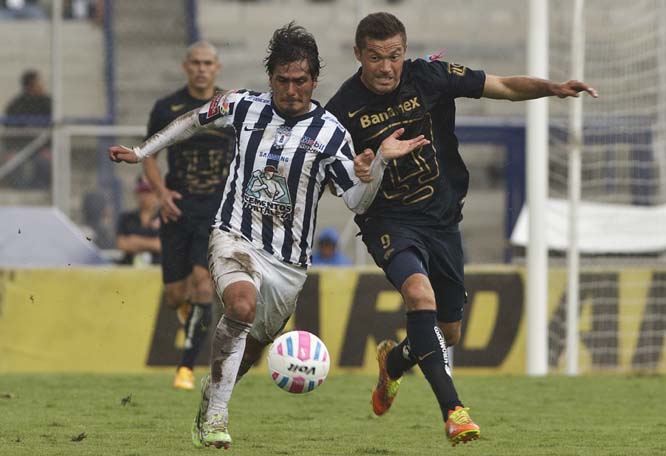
[108,22,429,450]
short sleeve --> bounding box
[415,59,486,100]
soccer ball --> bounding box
[267,330,330,394]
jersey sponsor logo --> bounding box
[244,126,265,132]
[272,126,292,149]
[243,165,293,220]
[170,103,186,112]
[258,150,290,164]
[447,63,467,77]
[359,97,421,129]
[298,135,327,154]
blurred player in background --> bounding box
[326,11,598,446]
[142,41,236,391]
[109,22,429,450]
[116,175,161,266]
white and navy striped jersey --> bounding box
[199,90,359,267]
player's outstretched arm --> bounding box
[107,108,206,164]
[343,128,430,214]
[483,74,598,101]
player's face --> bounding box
[354,35,406,95]
[269,60,317,117]
[183,47,221,93]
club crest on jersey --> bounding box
[243,165,292,220]
[273,126,292,149]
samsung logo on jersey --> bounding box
[299,135,326,153]
[359,97,421,129]
[259,151,290,163]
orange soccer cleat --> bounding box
[371,340,402,416]
[445,406,480,446]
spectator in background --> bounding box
[3,69,52,188]
[81,191,115,249]
[116,176,161,266]
[0,0,47,19]
[311,227,352,266]
[5,70,51,119]
[64,0,104,23]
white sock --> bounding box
[206,316,252,422]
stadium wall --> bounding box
[0,267,663,374]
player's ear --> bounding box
[353,46,362,62]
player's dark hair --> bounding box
[264,21,321,79]
[21,70,39,90]
[355,12,407,50]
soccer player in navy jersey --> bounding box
[109,22,430,449]
[325,12,597,446]
[142,41,236,391]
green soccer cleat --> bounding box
[191,375,210,449]
[201,414,232,450]
[371,339,402,416]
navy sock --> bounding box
[406,310,462,420]
[180,303,212,369]
[386,337,417,379]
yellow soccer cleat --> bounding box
[371,340,402,416]
[445,406,480,446]
[173,366,195,391]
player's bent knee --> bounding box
[401,274,436,311]
[222,281,257,323]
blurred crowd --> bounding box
[0,0,104,22]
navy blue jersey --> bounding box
[147,86,235,217]
[326,59,486,227]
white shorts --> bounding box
[208,229,307,344]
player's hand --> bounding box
[159,189,183,223]
[554,80,598,98]
[380,128,430,160]
[108,145,140,163]
[353,149,375,183]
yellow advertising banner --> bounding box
[0,266,664,373]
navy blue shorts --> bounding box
[360,219,466,323]
[160,213,212,284]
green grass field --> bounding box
[1,371,665,455]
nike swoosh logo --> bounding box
[348,107,366,118]
[417,350,436,361]
[170,104,186,112]
[244,126,265,132]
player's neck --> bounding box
[187,85,216,101]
